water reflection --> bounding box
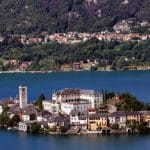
[1,130,150,150]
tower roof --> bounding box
[19,84,26,87]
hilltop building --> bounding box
[52,88,103,109]
[42,88,103,115]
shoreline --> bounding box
[0,68,150,74]
[0,127,143,136]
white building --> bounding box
[22,114,30,122]
[37,115,43,122]
[19,122,30,132]
[52,88,103,109]
[20,106,37,122]
[42,100,60,114]
[36,111,51,122]
[19,121,37,132]
[108,112,127,128]
[61,102,90,115]
[19,84,28,108]
[70,110,87,129]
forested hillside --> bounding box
[0,38,150,71]
[0,0,149,35]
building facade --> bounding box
[140,111,150,127]
[70,110,87,129]
[88,113,108,131]
[61,102,90,115]
[126,112,141,124]
[108,112,127,128]
[52,88,103,109]
[42,100,60,114]
[48,114,70,130]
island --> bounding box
[0,84,150,135]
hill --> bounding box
[0,0,149,35]
[0,38,150,71]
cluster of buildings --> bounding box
[2,59,32,71]
[0,28,149,46]
[95,32,149,41]
[1,55,99,72]
[0,85,150,134]
[43,88,103,115]
[1,58,97,72]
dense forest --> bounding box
[0,0,149,35]
[0,38,150,71]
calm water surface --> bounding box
[0,70,150,102]
[0,130,150,150]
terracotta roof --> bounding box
[88,108,96,111]
[55,88,100,95]
[55,88,80,95]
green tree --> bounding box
[116,92,144,111]
[30,123,41,134]
[0,57,3,66]
[35,93,45,110]
[60,126,69,134]
[111,123,119,130]
[128,121,139,133]
[0,114,10,126]
[2,106,10,115]
[106,91,116,99]
[8,115,20,127]
[138,122,150,134]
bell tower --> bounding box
[19,84,28,108]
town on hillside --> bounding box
[0,32,150,72]
[0,19,149,45]
[0,19,149,72]
[0,85,150,135]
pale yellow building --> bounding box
[88,113,108,131]
[126,112,141,123]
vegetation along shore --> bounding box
[0,37,150,72]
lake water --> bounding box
[0,130,150,150]
[0,71,150,149]
[0,71,150,102]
